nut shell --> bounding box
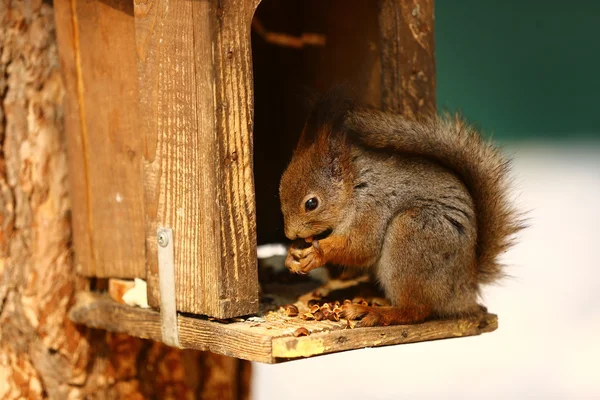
[293,327,310,337]
[301,312,314,321]
[283,304,299,317]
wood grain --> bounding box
[70,291,497,364]
[379,0,436,117]
[55,0,93,279]
[56,0,146,278]
[272,313,497,360]
[70,292,273,363]
[135,0,259,318]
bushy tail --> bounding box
[346,109,524,284]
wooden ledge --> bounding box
[70,289,497,364]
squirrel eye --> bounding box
[304,197,319,212]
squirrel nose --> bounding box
[284,226,298,240]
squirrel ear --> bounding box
[330,154,341,179]
[297,87,355,147]
[327,133,349,180]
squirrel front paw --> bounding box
[285,241,325,275]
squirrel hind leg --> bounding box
[376,207,479,321]
[340,305,431,327]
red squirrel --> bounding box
[279,90,524,327]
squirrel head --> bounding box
[279,90,354,240]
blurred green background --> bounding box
[436,1,600,142]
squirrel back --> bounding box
[345,106,524,284]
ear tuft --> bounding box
[297,85,356,149]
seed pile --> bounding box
[279,296,391,336]
[301,300,342,322]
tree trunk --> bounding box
[0,1,252,398]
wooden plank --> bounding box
[54,0,146,278]
[272,313,497,360]
[70,292,274,363]
[135,0,259,318]
[379,0,436,116]
[54,0,93,276]
[70,277,498,364]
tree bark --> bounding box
[0,1,251,398]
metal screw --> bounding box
[158,231,169,247]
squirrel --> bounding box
[279,89,524,327]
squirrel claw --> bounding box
[289,244,314,260]
[340,305,385,327]
[341,305,429,327]
[285,243,324,274]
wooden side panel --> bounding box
[55,0,93,276]
[135,0,259,318]
[212,0,261,317]
[56,0,146,278]
[379,0,436,116]
[135,0,205,314]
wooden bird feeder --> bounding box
[54,0,496,363]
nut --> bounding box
[333,301,341,308]
[320,303,331,311]
[328,312,340,322]
[343,299,352,305]
[308,299,319,307]
[301,312,314,321]
[283,304,299,317]
[313,311,325,321]
[309,304,320,314]
[293,327,310,337]
[360,300,369,306]
[333,306,342,315]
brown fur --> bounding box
[347,108,525,283]
[340,305,431,327]
[279,90,524,326]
